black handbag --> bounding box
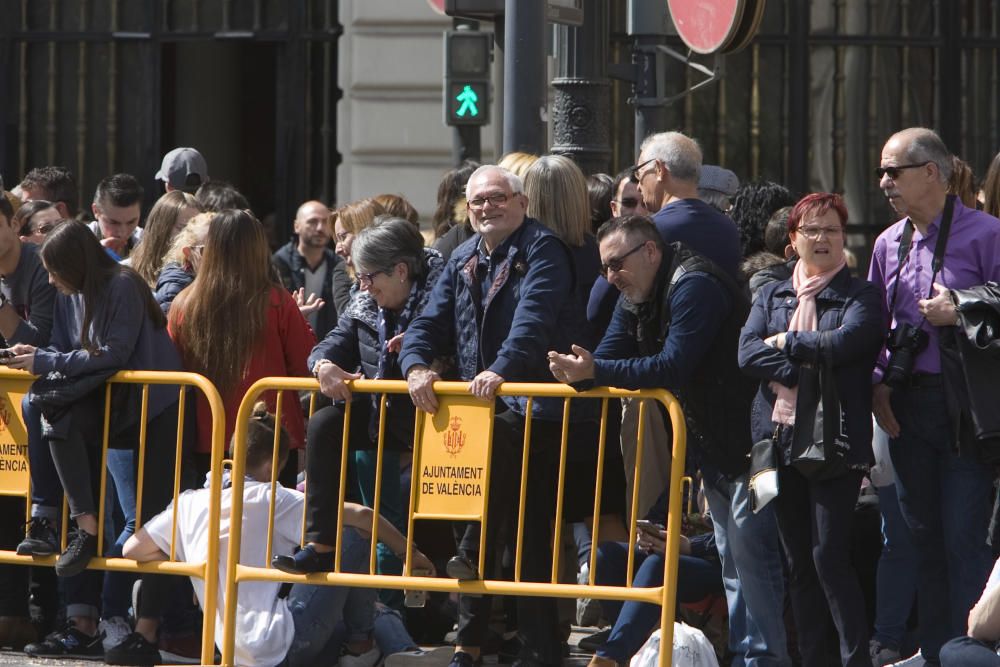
[791,331,849,480]
[748,430,779,513]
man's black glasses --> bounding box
[629,159,657,181]
[875,162,930,180]
[601,242,647,276]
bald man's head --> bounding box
[294,199,332,249]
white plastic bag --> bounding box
[629,623,720,667]
[869,419,895,488]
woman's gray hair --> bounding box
[351,215,427,279]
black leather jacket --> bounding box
[940,282,1000,462]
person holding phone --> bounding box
[588,495,723,667]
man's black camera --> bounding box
[883,323,929,388]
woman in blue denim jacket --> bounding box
[738,193,883,667]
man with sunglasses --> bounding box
[401,164,588,667]
[550,214,789,667]
[609,168,648,219]
[868,127,1000,666]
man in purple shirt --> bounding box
[868,127,1000,665]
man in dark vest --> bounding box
[549,215,791,667]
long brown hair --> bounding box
[41,220,165,353]
[169,209,275,394]
[983,151,1000,218]
[130,190,200,287]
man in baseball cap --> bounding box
[155,147,208,194]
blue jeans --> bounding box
[702,466,790,667]
[23,396,62,512]
[102,448,138,619]
[940,636,1000,666]
[873,481,917,649]
[889,384,994,661]
[355,449,404,607]
[284,527,377,667]
[594,542,723,662]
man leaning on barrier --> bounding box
[549,215,791,667]
[0,184,58,649]
[400,164,587,667]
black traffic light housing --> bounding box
[444,30,492,126]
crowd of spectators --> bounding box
[0,128,999,667]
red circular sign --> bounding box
[667,0,746,55]
[427,0,446,15]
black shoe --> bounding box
[104,632,162,666]
[448,650,482,667]
[577,628,611,653]
[445,555,479,581]
[55,528,98,577]
[24,621,104,659]
[271,544,334,574]
[17,516,60,556]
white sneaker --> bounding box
[99,616,133,652]
[385,646,455,667]
[888,652,930,667]
[576,563,603,627]
[339,645,383,667]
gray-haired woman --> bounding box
[273,216,444,574]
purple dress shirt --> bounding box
[868,198,1000,381]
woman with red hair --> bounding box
[738,193,884,666]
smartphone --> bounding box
[0,349,15,362]
[404,567,433,608]
[636,519,665,533]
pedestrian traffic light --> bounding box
[444,30,491,126]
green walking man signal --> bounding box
[455,85,480,117]
[444,30,491,126]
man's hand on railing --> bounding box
[469,370,504,402]
[407,365,441,415]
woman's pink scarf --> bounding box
[770,257,846,425]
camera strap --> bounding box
[887,194,956,319]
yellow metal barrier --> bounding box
[0,369,226,667]
[223,378,688,667]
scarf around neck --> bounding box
[770,257,846,425]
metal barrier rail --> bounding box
[223,378,688,667]
[0,369,226,667]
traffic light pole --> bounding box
[502,0,546,156]
[628,0,669,156]
[551,0,611,175]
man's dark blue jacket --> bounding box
[400,217,580,421]
[589,243,755,477]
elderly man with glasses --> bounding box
[401,164,593,667]
[868,127,1000,666]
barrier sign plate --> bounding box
[0,382,31,496]
[414,395,494,518]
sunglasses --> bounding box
[875,161,930,180]
[629,158,658,181]
[357,270,384,287]
[617,197,640,209]
[601,242,647,276]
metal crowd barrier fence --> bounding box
[223,378,688,667]
[0,368,226,667]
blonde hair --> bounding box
[163,212,213,270]
[525,155,590,246]
[498,152,540,180]
[335,198,386,236]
